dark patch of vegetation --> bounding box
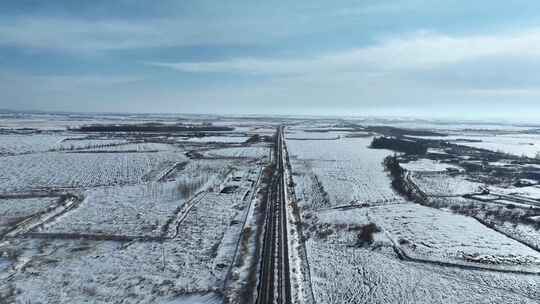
[245,134,261,143]
[221,185,239,194]
[356,223,381,246]
[365,126,446,137]
[371,136,427,155]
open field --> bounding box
[0,150,185,192]
[288,135,402,208]
[287,121,540,304]
[0,113,272,303]
[1,113,540,303]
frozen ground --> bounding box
[204,146,270,159]
[307,241,540,304]
[41,159,234,237]
[41,182,187,237]
[0,197,59,235]
[288,135,402,208]
[0,162,262,304]
[0,134,67,155]
[410,132,540,158]
[400,158,463,172]
[0,150,186,192]
[2,115,540,303]
[180,136,250,143]
[289,123,540,304]
[410,173,483,196]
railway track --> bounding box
[256,126,292,304]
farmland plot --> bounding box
[285,130,346,140]
[41,182,185,237]
[0,197,59,235]
[289,127,540,303]
[2,176,256,303]
[307,241,540,304]
[0,151,186,192]
[410,172,483,196]
[400,158,463,172]
[288,136,402,208]
[205,146,270,159]
[311,205,540,271]
[75,142,177,152]
[181,136,250,143]
[410,132,540,158]
[304,205,540,303]
[370,204,540,271]
[40,159,236,237]
[54,138,129,151]
[0,134,66,155]
[495,222,540,250]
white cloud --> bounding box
[147,28,540,75]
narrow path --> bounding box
[1,194,81,240]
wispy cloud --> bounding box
[146,29,540,76]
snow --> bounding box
[286,130,345,140]
[489,185,540,200]
[493,222,540,251]
[306,241,539,304]
[410,132,540,158]
[2,175,256,303]
[368,204,540,269]
[77,142,178,152]
[42,182,187,237]
[205,146,269,158]
[401,158,463,172]
[303,203,540,303]
[0,134,67,155]
[410,173,483,196]
[288,136,402,208]
[0,197,58,234]
[290,125,540,303]
[0,151,186,192]
[181,136,249,143]
[41,159,235,237]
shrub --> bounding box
[356,223,381,245]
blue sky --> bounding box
[1,1,540,119]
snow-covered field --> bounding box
[76,142,177,152]
[285,130,347,140]
[307,241,540,304]
[181,135,250,143]
[410,132,540,158]
[42,182,186,237]
[0,197,59,234]
[302,202,540,303]
[489,185,540,200]
[3,115,540,303]
[374,204,539,268]
[41,159,235,237]
[0,134,67,155]
[290,124,540,303]
[205,146,270,158]
[401,158,463,172]
[410,172,483,196]
[289,135,403,208]
[3,190,246,303]
[0,150,185,192]
[0,113,269,303]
